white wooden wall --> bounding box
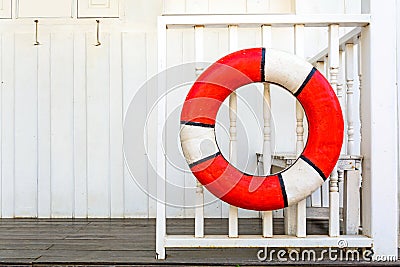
[0,29,162,218]
[0,0,378,219]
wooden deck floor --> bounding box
[0,218,395,266]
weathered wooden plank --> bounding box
[1,32,15,218]
[37,33,51,218]
[50,32,74,218]
[109,32,124,218]
[86,32,111,217]
[73,32,88,218]
[121,32,149,218]
[14,33,38,217]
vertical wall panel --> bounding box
[1,33,15,218]
[109,32,124,218]
[17,0,73,18]
[86,32,111,217]
[208,0,247,14]
[122,32,148,217]
[14,33,38,217]
[73,32,88,218]
[37,33,51,217]
[50,33,74,217]
[146,32,158,218]
[0,0,12,18]
[185,0,209,13]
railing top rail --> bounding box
[308,27,362,63]
[160,14,370,28]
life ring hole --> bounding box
[215,82,309,176]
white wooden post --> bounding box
[194,25,205,238]
[261,24,273,238]
[345,43,355,155]
[337,50,345,209]
[228,24,239,238]
[328,24,340,237]
[343,42,360,235]
[361,0,398,258]
[285,24,307,237]
[156,17,167,260]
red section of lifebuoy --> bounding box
[298,70,344,178]
[190,154,287,211]
[180,48,343,211]
[181,48,263,125]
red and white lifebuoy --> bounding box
[180,48,343,211]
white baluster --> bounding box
[346,43,355,155]
[261,24,273,238]
[194,25,205,238]
[328,24,340,237]
[343,42,360,235]
[228,24,239,238]
[337,49,345,208]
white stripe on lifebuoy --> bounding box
[281,158,324,206]
[180,124,218,165]
[264,49,314,94]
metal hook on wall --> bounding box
[95,20,101,46]
[34,20,40,46]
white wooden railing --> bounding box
[156,14,372,260]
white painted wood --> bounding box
[77,0,119,18]
[308,27,362,64]
[165,235,373,248]
[0,34,3,215]
[361,0,398,258]
[247,0,268,14]
[37,33,51,218]
[122,32,148,217]
[109,32,124,218]
[260,24,273,237]
[337,49,345,208]
[269,0,295,13]
[15,30,40,198]
[328,24,340,237]
[156,17,167,260]
[0,0,11,18]
[228,24,239,238]
[345,43,355,155]
[290,24,306,238]
[186,0,209,14]
[160,14,370,28]
[17,0,73,18]
[86,32,110,217]
[1,33,15,218]
[295,0,344,14]
[342,42,361,234]
[344,170,360,234]
[145,33,158,218]
[73,32,88,218]
[209,0,246,14]
[14,33,38,217]
[50,32,74,217]
[194,25,204,237]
